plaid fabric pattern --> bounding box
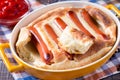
[0,0,120,80]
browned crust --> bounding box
[85,6,116,43]
[85,6,115,27]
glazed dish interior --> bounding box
[15,5,117,70]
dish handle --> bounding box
[0,43,24,72]
[106,4,120,17]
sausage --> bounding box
[55,17,67,30]
[44,24,58,43]
[67,11,94,38]
[29,27,53,64]
[81,9,109,40]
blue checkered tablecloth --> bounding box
[0,0,120,80]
